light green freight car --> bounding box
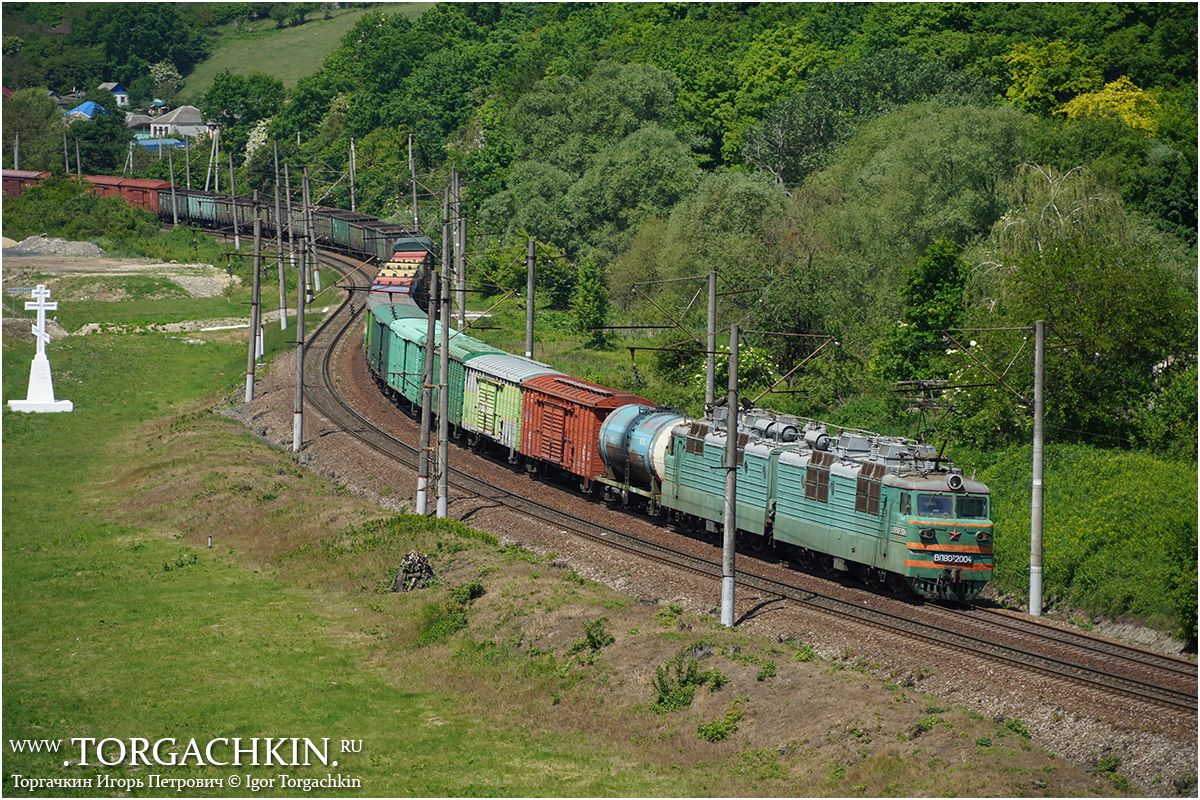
[386,319,503,427]
[462,353,563,458]
[364,295,424,401]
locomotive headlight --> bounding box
[919,528,937,541]
[975,531,991,542]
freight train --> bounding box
[361,278,993,603]
[3,168,994,602]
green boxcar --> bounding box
[387,319,502,426]
[364,296,423,389]
[387,318,425,402]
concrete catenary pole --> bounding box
[452,169,465,332]
[14,130,19,170]
[292,211,307,453]
[168,147,178,226]
[409,133,419,228]
[75,139,82,180]
[416,271,439,516]
[63,129,69,173]
[721,323,739,628]
[229,151,240,250]
[437,188,451,518]
[254,194,265,363]
[1029,319,1045,616]
[349,136,356,213]
[273,143,287,330]
[303,168,317,302]
[284,164,297,274]
[245,191,262,402]
[706,270,717,408]
[525,238,536,359]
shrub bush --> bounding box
[982,444,1197,640]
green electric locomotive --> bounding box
[600,406,992,602]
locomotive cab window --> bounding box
[917,494,953,518]
[900,493,912,515]
[957,495,988,519]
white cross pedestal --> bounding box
[9,285,73,413]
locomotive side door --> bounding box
[881,483,910,571]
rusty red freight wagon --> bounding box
[2,169,50,197]
[519,375,651,488]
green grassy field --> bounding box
[0,327,698,796]
[180,4,433,98]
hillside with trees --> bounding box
[2,2,1196,639]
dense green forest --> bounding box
[3,2,1196,635]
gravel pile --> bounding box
[4,235,107,257]
[2,317,71,343]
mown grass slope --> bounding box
[179,4,432,98]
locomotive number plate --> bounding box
[933,553,974,565]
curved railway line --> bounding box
[302,249,1196,724]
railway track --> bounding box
[303,249,1197,720]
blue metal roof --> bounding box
[65,101,108,118]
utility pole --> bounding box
[452,169,465,332]
[274,143,287,331]
[416,272,439,515]
[525,238,536,359]
[229,151,240,250]
[292,221,307,453]
[74,139,81,179]
[168,147,178,226]
[302,168,317,302]
[437,188,451,519]
[63,130,69,173]
[1029,319,1045,616]
[721,323,739,628]
[185,136,191,190]
[14,130,19,170]
[245,191,262,402]
[284,164,297,274]
[204,133,213,191]
[349,136,357,212]
[706,270,717,408]
[409,133,418,228]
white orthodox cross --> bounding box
[25,285,56,357]
[9,282,72,412]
